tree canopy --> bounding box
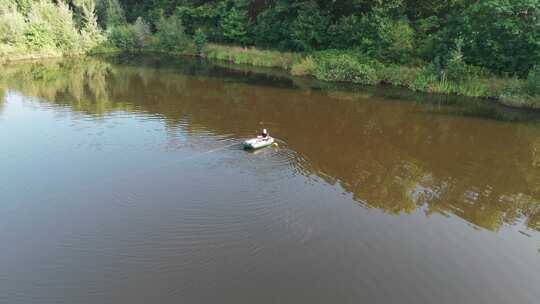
[109,0,540,76]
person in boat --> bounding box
[258,129,269,140]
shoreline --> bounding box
[199,44,540,110]
[2,44,539,111]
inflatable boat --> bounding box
[243,136,274,150]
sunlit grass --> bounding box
[204,44,301,70]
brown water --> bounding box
[1,55,539,304]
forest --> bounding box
[1,0,540,107]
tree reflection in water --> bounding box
[1,56,539,232]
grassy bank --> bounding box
[198,45,540,109]
[0,45,63,64]
[2,0,540,110]
[3,40,539,110]
[204,44,302,70]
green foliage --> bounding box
[108,24,137,50]
[0,0,17,12]
[407,65,436,92]
[193,28,207,55]
[204,44,299,69]
[109,0,540,79]
[378,65,423,87]
[75,0,104,49]
[290,1,330,51]
[377,18,414,64]
[252,3,293,50]
[96,0,125,28]
[107,17,149,51]
[0,6,27,45]
[154,13,190,52]
[3,0,540,108]
[220,5,250,45]
[16,0,33,14]
[327,15,369,50]
[459,0,540,75]
[527,66,540,95]
[313,51,380,85]
[444,40,471,83]
[132,17,150,48]
[25,1,82,52]
[0,0,103,57]
[175,2,221,39]
[291,56,315,76]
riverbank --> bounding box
[0,45,65,64]
[2,43,539,110]
[0,44,122,65]
[200,44,540,110]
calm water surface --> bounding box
[1,56,539,304]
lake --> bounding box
[1,55,539,304]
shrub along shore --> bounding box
[4,40,540,110]
[200,44,540,109]
[1,0,540,109]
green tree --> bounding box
[220,6,250,45]
[74,0,103,48]
[290,1,330,51]
[252,2,294,50]
[96,0,126,28]
[132,16,150,48]
[459,0,540,75]
[527,65,540,95]
[25,0,82,52]
[155,13,190,52]
[0,2,27,45]
[377,18,415,63]
[193,28,207,55]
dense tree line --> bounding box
[1,0,539,76]
[106,0,540,76]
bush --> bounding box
[132,17,150,48]
[204,44,298,69]
[0,7,27,45]
[24,23,56,49]
[313,51,380,85]
[378,65,422,87]
[107,17,150,50]
[95,0,125,28]
[25,0,82,53]
[0,0,17,13]
[252,3,293,50]
[444,40,470,82]
[193,28,207,55]
[291,56,316,76]
[459,0,540,75]
[155,14,191,52]
[410,66,438,92]
[527,66,540,95]
[0,0,103,56]
[77,0,104,50]
[378,18,415,64]
[108,25,137,50]
[220,6,250,45]
[328,15,369,50]
[290,1,330,51]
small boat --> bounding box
[243,136,274,150]
[244,128,274,150]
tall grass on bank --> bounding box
[204,44,301,70]
[297,50,539,108]
[226,46,539,109]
